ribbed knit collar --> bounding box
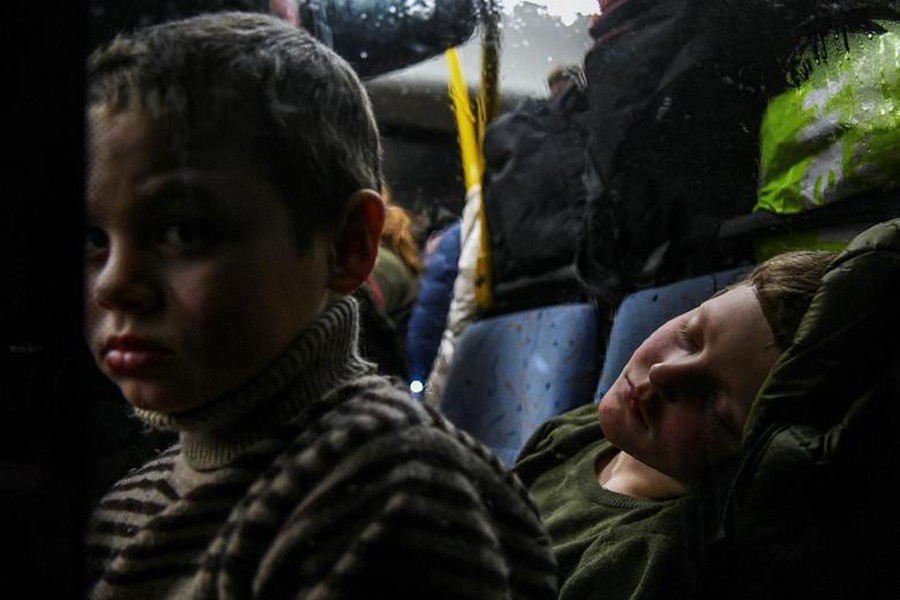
[133,296,375,470]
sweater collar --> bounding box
[133,296,375,470]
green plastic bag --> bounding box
[756,22,900,216]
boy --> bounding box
[514,250,834,599]
[83,12,555,598]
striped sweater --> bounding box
[85,297,556,599]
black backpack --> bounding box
[575,0,900,313]
[480,82,591,316]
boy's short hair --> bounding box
[745,250,836,348]
[87,11,383,247]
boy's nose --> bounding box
[91,245,161,313]
[647,356,703,404]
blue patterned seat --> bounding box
[440,303,601,466]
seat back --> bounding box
[440,303,601,466]
[594,267,751,401]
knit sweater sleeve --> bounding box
[213,376,557,599]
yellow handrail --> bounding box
[446,2,501,310]
[445,47,482,191]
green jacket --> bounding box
[713,219,900,599]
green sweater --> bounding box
[85,297,555,599]
[515,403,707,600]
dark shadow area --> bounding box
[1,2,87,596]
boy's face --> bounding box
[85,108,331,414]
[599,285,781,486]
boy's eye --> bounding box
[677,318,697,351]
[157,219,214,250]
[84,227,109,256]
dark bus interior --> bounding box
[3,0,899,597]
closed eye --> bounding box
[677,317,697,352]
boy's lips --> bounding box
[103,335,171,374]
[625,375,647,427]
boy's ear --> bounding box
[326,189,385,294]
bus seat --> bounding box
[440,303,601,466]
[594,267,751,402]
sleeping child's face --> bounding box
[85,107,331,414]
[599,285,782,486]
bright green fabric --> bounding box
[756,22,900,215]
[752,224,861,262]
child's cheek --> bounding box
[171,265,249,346]
[654,412,718,474]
